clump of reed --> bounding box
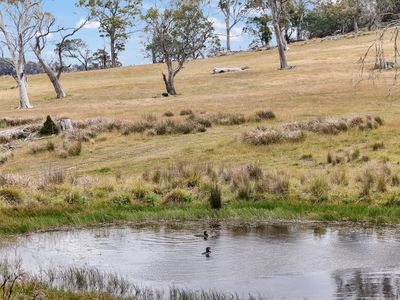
[254,110,276,120]
[58,140,82,158]
[29,141,55,154]
[0,151,13,165]
[0,187,23,205]
[42,167,66,186]
[308,176,330,202]
[245,115,383,146]
[327,148,361,165]
[0,117,40,128]
[357,163,392,197]
[243,128,305,145]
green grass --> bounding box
[1,200,400,235]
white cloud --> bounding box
[76,18,100,29]
[210,17,243,41]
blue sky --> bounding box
[40,0,253,66]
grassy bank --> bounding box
[2,200,400,235]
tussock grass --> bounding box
[244,115,383,146]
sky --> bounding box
[39,0,254,66]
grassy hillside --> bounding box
[1,31,400,232]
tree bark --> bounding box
[14,57,32,109]
[226,27,231,51]
[110,38,116,68]
[16,74,32,109]
[270,0,289,69]
[353,17,359,34]
[33,47,66,99]
[162,72,177,95]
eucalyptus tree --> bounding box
[78,0,142,68]
[60,39,92,71]
[217,0,249,51]
[0,0,43,108]
[249,0,290,69]
[143,1,214,95]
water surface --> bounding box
[1,224,400,299]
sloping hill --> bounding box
[1,32,400,228]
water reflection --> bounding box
[333,268,400,299]
[1,224,400,298]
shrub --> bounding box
[359,170,375,197]
[163,111,174,117]
[376,173,387,193]
[164,189,192,204]
[330,169,349,186]
[255,110,276,120]
[231,170,253,199]
[29,141,55,154]
[43,168,65,185]
[180,109,193,116]
[62,140,82,156]
[208,184,222,209]
[39,115,59,136]
[361,155,370,162]
[256,172,290,195]
[351,148,360,161]
[309,177,330,202]
[327,152,334,164]
[132,184,149,200]
[211,113,246,125]
[392,174,400,187]
[372,142,384,151]
[246,164,263,180]
[243,128,305,146]
[374,116,384,126]
[0,188,22,205]
[65,192,87,205]
[112,194,131,207]
[0,151,13,165]
[300,154,313,161]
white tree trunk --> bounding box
[33,47,66,99]
[15,62,32,109]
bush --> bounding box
[62,140,82,156]
[246,164,263,180]
[255,110,276,120]
[309,177,330,202]
[330,169,349,186]
[0,151,13,165]
[372,142,384,151]
[112,194,132,207]
[65,192,87,205]
[256,172,290,195]
[180,109,193,116]
[208,184,222,209]
[39,115,59,136]
[43,168,65,185]
[0,188,22,205]
[29,141,55,154]
[231,170,253,199]
[163,111,174,117]
[164,189,192,204]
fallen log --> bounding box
[0,124,40,142]
[213,66,249,74]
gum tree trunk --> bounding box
[162,72,177,95]
[270,0,289,69]
[33,47,66,99]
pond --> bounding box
[1,223,400,299]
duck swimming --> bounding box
[202,247,211,257]
[194,231,209,239]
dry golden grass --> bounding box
[1,31,400,185]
